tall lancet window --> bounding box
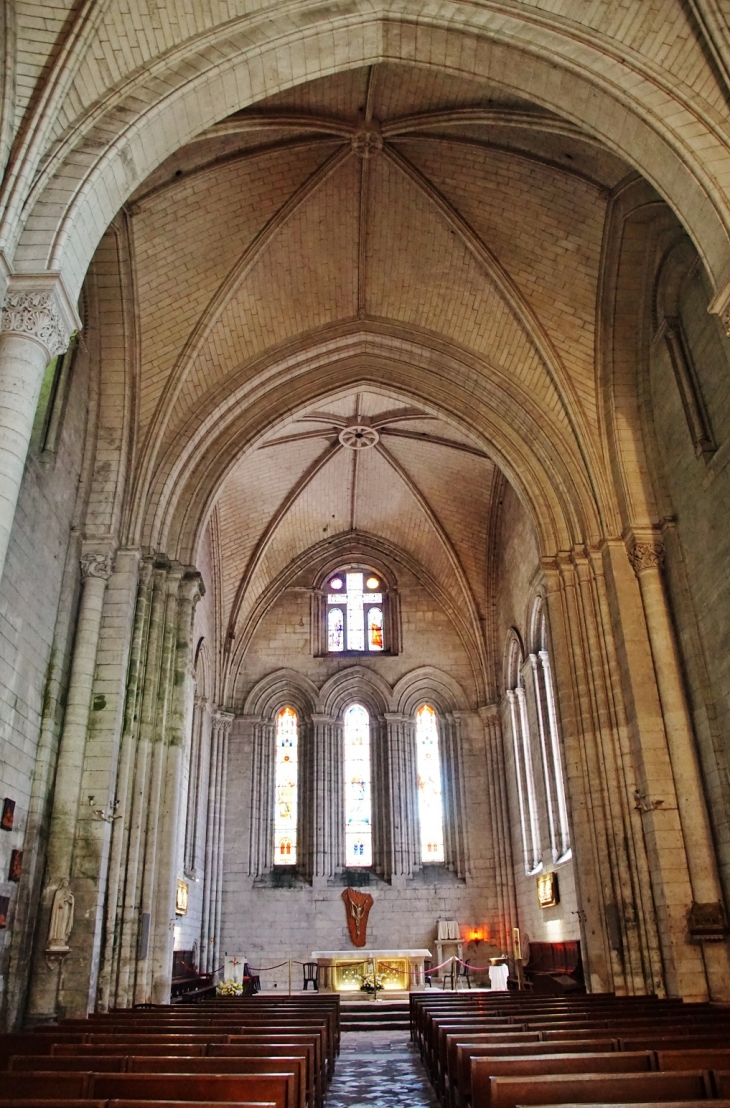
[531,608,571,864]
[274,706,298,865]
[344,704,372,866]
[415,704,445,863]
[507,637,542,876]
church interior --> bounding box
[1,6,730,1084]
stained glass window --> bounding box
[415,704,445,863]
[274,706,298,865]
[325,569,385,652]
[328,608,344,652]
[368,608,383,651]
[344,704,372,866]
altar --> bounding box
[311,949,432,992]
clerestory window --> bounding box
[326,569,385,653]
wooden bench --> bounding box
[0,1071,292,1108]
[452,1041,617,1108]
[7,1055,304,1108]
[486,1069,711,1108]
[471,1051,653,1108]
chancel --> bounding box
[0,4,729,1057]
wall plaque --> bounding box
[537,870,559,908]
[1,798,15,830]
[342,887,373,947]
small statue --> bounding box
[47,877,74,952]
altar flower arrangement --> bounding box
[359,970,385,994]
[216,978,245,996]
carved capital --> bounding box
[1,276,80,359]
[628,541,664,576]
[213,709,235,735]
[80,551,113,581]
[722,306,730,338]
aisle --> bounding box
[326,1029,440,1108]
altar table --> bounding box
[311,948,432,991]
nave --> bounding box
[3,990,730,1108]
[1,0,730,1032]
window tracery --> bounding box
[325,569,386,653]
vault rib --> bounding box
[131,143,352,543]
[224,440,343,645]
[379,427,489,458]
[374,441,488,683]
[383,140,607,531]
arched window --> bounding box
[325,569,386,653]
[530,609,571,863]
[415,704,445,863]
[343,704,372,866]
[506,637,542,876]
[274,706,298,866]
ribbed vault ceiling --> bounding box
[125,62,634,666]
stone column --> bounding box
[544,547,671,996]
[98,557,153,1011]
[441,713,469,879]
[114,558,170,1005]
[201,710,232,974]
[0,276,80,584]
[184,696,208,877]
[383,713,418,881]
[628,536,730,1000]
[213,711,233,974]
[26,548,113,1020]
[310,714,341,881]
[247,718,274,879]
[480,705,517,956]
[149,570,204,1003]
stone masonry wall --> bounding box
[0,347,89,1017]
[221,574,501,987]
[494,482,580,954]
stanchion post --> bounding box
[453,955,457,991]
[288,959,292,995]
[373,957,378,1002]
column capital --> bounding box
[627,538,665,576]
[213,709,235,729]
[1,273,81,359]
[477,703,499,723]
[80,550,114,581]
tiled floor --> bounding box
[327,1030,440,1108]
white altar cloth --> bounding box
[311,948,432,991]
[489,963,509,991]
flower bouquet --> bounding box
[359,970,386,994]
[216,978,245,996]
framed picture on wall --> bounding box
[536,871,559,909]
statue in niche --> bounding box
[47,878,74,952]
[342,887,373,948]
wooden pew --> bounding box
[6,1055,304,1108]
[470,1051,653,1108]
[452,1040,618,1108]
[486,1069,711,1108]
[89,1072,293,1108]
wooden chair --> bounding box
[302,964,319,992]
